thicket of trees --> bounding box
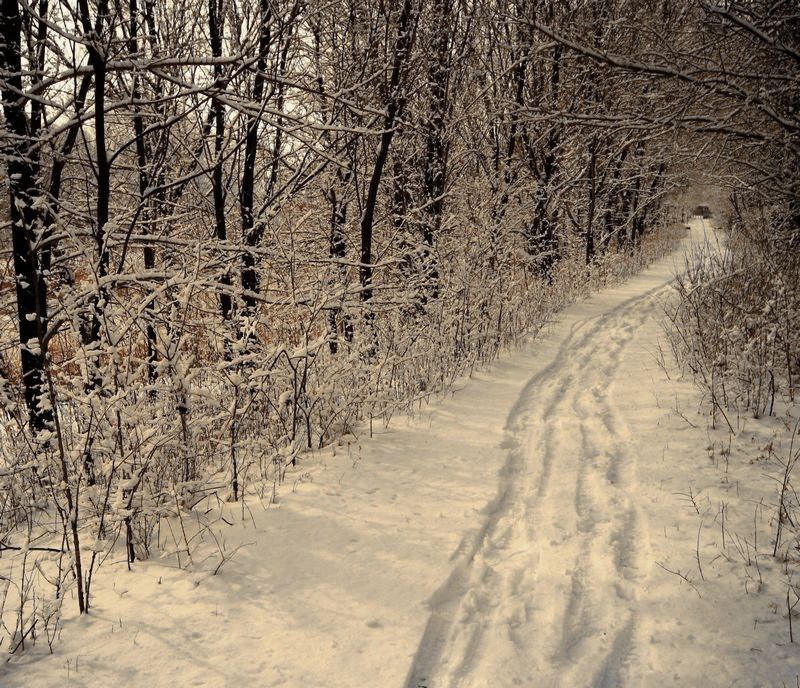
[658,3,799,581]
[0,0,795,653]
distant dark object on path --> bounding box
[693,205,713,218]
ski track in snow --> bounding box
[405,261,681,688]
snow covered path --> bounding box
[404,222,796,688]
[405,253,675,688]
[6,222,795,687]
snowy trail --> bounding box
[405,243,691,688]
[2,232,693,688]
[8,221,794,688]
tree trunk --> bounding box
[239,0,273,321]
[418,0,452,304]
[209,0,233,326]
[0,0,52,432]
[359,0,416,340]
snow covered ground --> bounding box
[4,220,798,686]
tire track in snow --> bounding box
[404,276,675,688]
